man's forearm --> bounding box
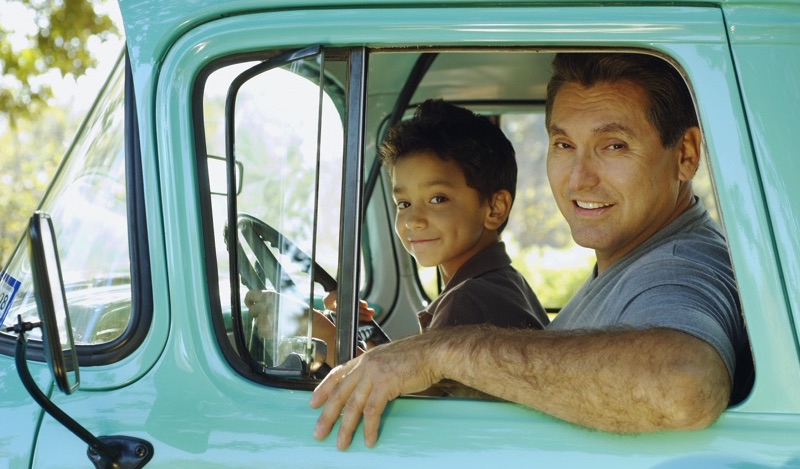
[425,325,731,432]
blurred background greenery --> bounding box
[0,0,122,268]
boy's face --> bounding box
[391,151,497,282]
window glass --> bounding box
[1,55,132,345]
[203,52,345,374]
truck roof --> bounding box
[117,0,781,86]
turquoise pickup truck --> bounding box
[2,0,799,467]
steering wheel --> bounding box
[229,214,390,368]
[234,213,337,294]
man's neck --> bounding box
[596,193,696,275]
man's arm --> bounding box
[309,325,730,450]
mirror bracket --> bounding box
[11,315,154,468]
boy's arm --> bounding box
[310,325,730,450]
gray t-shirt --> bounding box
[418,242,549,331]
[548,199,751,402]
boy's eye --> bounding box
[396,201,410,209]
[430,195,447,204]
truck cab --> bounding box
[1,1,800,467]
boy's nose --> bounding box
[405,206,427,230]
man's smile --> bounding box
[575,200,613,210]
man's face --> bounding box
[392,151,495,282]
[546,80,690,272]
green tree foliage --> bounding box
[0,0,116,122]
[1,0,119,268]
[0,105,66,265]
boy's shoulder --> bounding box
[449,241,512,285]
[423,246,548,329]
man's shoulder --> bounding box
[619,203,729,271]
[627,224,732,275]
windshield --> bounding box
[1,53,132,345]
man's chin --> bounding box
[568,228,606,250]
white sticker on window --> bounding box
[0,272,22,325]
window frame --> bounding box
[178,6,788,405]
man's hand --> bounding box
[308,335,441,450]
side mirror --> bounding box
[17,211,154,468]
[28,211,79,394]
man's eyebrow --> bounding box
[547,123,635,138]
[547,124,567,136]
[593,122,635,138]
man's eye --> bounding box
[396,201,410,209]
[607,142,626,150]
[430,196,447,204]
[553,142,572,150]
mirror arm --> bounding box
[13,317,115,458]
[11,316,153,469]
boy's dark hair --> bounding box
[545,53,698,149]
[379,99,517,232]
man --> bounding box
[309,52,751,450]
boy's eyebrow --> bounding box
[392,179,457,195]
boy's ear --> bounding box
[484,190,512,231]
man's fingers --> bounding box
[309,363,344,408]
[361,391,390,448]
[336,379,373,450]
[310,363,358,441]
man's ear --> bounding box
[484,190,512,231]
[676,126,702,182]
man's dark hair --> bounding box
[545,53,699,148]
[379,99,517,232]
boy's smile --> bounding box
[391,151,498,284]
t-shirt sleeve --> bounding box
[615,257,742,380]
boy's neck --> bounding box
[438,233,499,286]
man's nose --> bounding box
[567,150,600,191]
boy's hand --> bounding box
[323,291,375,322]
[244,289,277,339]
[245,289,311,339]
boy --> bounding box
[246,100,547,365]
[380,99,548,331]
